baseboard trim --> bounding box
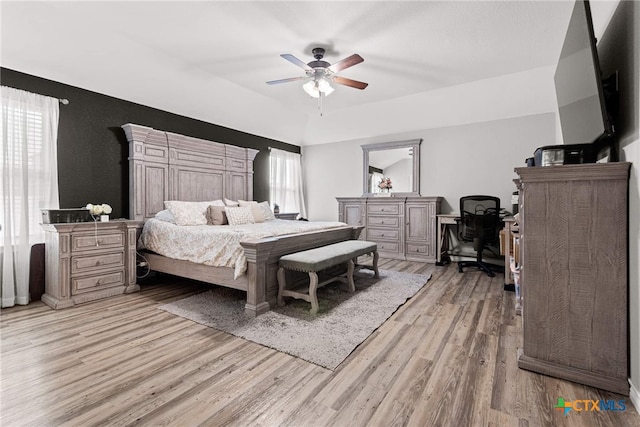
[629,379,640,413]
[518,351,629,395]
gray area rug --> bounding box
[158,269,431,370]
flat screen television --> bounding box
[554,0,615,146]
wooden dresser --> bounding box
[337,196,442,262]
[515,162,630,395]
[41,220,141,309]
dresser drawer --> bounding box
[72,232,124,252]
[367,216,400,228]
[367,228,400,241]
[71,251,125,275]
[406,244,430,257]
[375,241,401,254]
[367,203,401,215]
[72,270,125,294]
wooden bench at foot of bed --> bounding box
[276,240,379,314]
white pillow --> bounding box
[225,206,255,226]
[224,198,239,207]
[238,200,265,223]
[154,209,176,224]
[258,201,276,221]
[164,200,224,226]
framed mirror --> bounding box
[362,139,421,196]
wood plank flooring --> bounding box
[1,259,638,426]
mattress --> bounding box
[139,218,348,279]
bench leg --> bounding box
[373,250,380,278]
[309,272,319,315]
[277,267,286,307]
[347,259,355,292]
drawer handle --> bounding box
[95,260,102,266]
[96,279,103,286]
[381,208,385,212]
[381,221,384,224]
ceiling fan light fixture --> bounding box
[302,80,320,98]
[303,77,334,98]
[317,78,334,96]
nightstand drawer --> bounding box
[367,216,399,228]
[367,228,400,241]
[71,251,124,274]
[72,270,125,294]
[275,212,299,220]
[72,232,124,252]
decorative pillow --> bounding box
[224,198,239,207]
[154,209,176,224]
[238,200,265,223]
[225,206,255,226]
[164,200,225,226]
[207,205,228,225]
[258,201,277,221]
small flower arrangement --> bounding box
[86,203,112,221]
[378,177,392,191]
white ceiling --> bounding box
[0,1,617,146]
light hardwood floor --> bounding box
[1,259,638,427]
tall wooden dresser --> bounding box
[515,162,630,395]
[337,196,442,262]
[41,220,141,309]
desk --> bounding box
[436,214,516,291]
[436,214,459,266]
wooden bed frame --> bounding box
[122,123,361,316]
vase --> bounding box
[100,215,109,222]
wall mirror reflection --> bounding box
[362,139,421,196]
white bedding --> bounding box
[139,219,348,279]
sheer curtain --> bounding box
[269,148,307,219]
[1,87,60,307]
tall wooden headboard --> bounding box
[122,123,259,222]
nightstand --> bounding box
[275,212,299,220]
[41,220,141,309]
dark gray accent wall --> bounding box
[1,67,300,218]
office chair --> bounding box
[457,195,501,277]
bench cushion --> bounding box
[279,240,377,273]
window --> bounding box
[1,86,60,306]
[269,148,307,218]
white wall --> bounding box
[303,112,555,221]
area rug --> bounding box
[158,269,431,370]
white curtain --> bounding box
[269,148,307,219]
[1,86,60,307]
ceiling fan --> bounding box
[266,47,368,99]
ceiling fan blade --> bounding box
[266,76,307,85]
[333,76,368,90]
[328,54,364,73]
[281,54,313,71]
